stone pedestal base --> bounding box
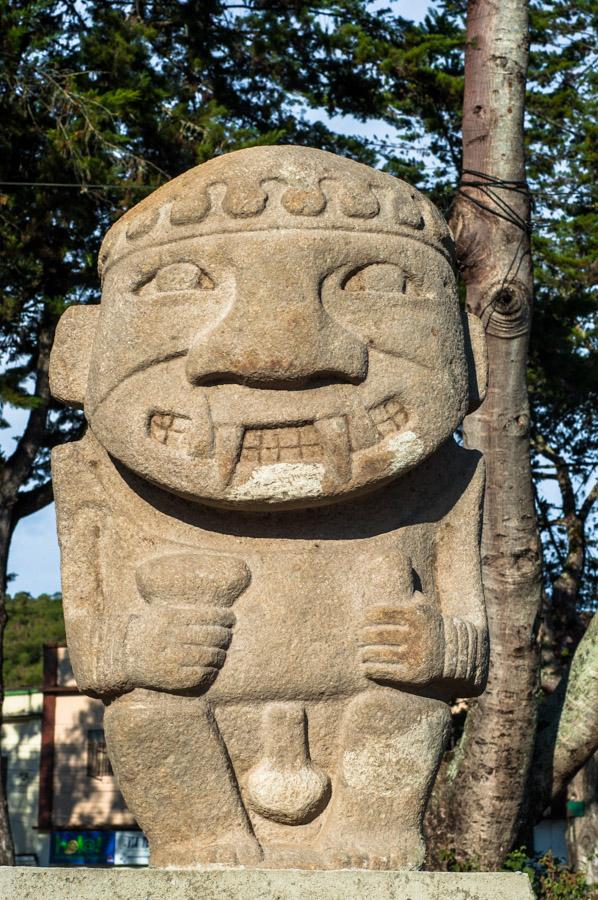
[0,866,534,899]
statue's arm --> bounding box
[52,442,131,696]
[360,451,488,697]
[53,439,251,697]
[435,451,489,696]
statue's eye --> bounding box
[155,262,214,291]
[343,263,408,294]
[137,262,215,296]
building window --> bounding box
[86,729,113,780]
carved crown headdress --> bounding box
[99,145,454,275]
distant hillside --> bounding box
[3,593,66,689]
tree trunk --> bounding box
[0,324,53,866]
[0,508,16,866]
[532,612,598,818]
[567,750,598,882]
[533,438,592,690]
[426,0,543,868]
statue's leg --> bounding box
[316,688,450,870]
[104,691,262,867]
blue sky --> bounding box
[4,0,433,596]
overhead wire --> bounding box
[0,181,160,190]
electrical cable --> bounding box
[0,181,159,190]
[457,168,532,234]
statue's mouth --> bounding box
[88,349,438,505]
[148,396,408,489]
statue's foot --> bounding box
[320,846,419,870]
[200,837,263,867]
[151,834,262,868]
[261,840,421,871]
[317,831,424,870]
[263,844,326,869]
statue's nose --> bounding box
[185,283,368,389]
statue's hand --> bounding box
[359,555,445,687]
[125,551,250,692]
[125,604,235,691]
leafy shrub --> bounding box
[436,846,592,898]
[504,848,591,899]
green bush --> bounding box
[437,846,591,898]
[504,848,590,899]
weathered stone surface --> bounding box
[50,146,489,869]
[0,867,535,899]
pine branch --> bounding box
[580,481,598,523]
[0,326,52,501]
[12,480,54,523]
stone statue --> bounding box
[50,146,489,870]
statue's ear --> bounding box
[50,305,100,408]
[462,310,488,414]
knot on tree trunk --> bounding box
[482,281,531,338]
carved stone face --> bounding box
[56,147,485,509]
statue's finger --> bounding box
[174,646,226,668]
[359,625,410,645]
[362,662,411,683]
[166,606,235,629]
[363,605,412,625]
[175,624,232,649]
[360,645,408,664]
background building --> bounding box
[37,644,148,866]
[1,688,50,865]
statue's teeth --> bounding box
[214,425,244,487]
[314,416,352,483]
[188,394,214,458]
[149,413,170,444]
[347,406,379,450]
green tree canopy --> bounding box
[3,592,65,689]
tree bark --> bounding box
[566,750,598,881]
[0,324,53,865]
[536,438,592,616]
[533,438,595,690]
[426,0,543,868]
[532,612,598,817]
[0,508,16,866]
